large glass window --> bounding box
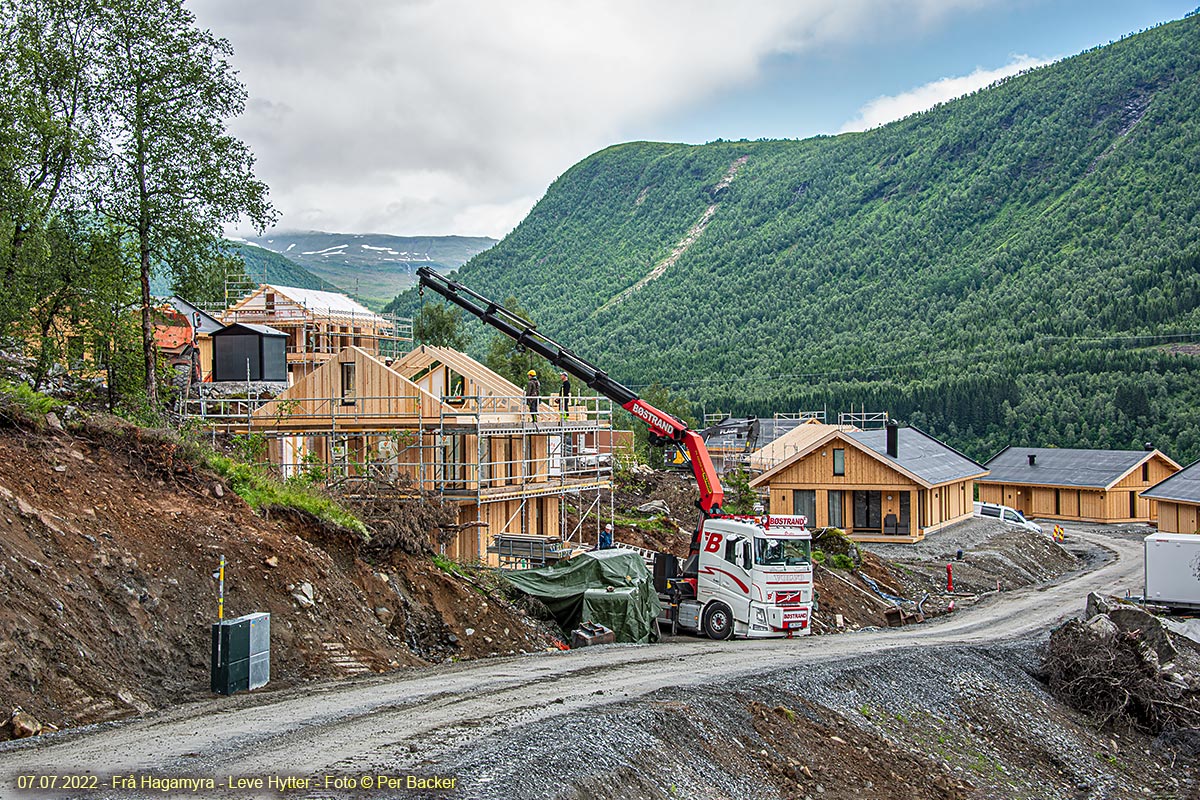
[832,448,845,476]
[755,537,811,566]
[340,362,356,404]
[792,490,816,525]
[828,490,844,529]
[853,490,882,530]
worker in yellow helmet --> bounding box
[524,369,541,421]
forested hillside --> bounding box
[399,12,1200,463]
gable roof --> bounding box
[1139,459,1200,504]
[747,422,844,473]
[166,296,223,334]
[847,427,988,486]
[750,425,987,489]
[982,446,1179,490]
[228,284,391,326]
[392,345,522,397]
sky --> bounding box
[190,0,1198,240]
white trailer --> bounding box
[1144,532,1200,610]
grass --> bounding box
[432,552,466,577]
[204,452,368,539]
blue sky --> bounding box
[195,0,1198,238]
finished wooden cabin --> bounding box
[978,447,1180,524]
[749,423,987,543]
[1140,460,1200,534]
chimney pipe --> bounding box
[1028,453,1036,467]
[886,420,898,458]
[1144,442,1154,452]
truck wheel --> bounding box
[703,602,734,640]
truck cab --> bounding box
[659,515,814,639]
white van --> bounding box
[973,501,1043,534]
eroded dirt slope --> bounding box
[0,420,555,738]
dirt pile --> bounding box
[1044,592,1200,739]
[0,420,556,740]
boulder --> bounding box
[1085,592,1112,619]
[373,606,395,626]
[9,709,42,738]
[1108,605,1178,662]
[1083,614,1120,642]
[637,499,670,515]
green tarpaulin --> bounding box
[505,549,662,644]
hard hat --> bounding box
[605,523,613,531]
[528,369,536,377]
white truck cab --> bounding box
[661,515,814,639]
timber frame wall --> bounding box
[190,346,614,564]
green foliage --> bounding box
[812,550,826,565]
[722,467,758,514]
[0,380,62,426]
[394,14,1200,463]
[204,452,368,539]
[413,301,469,350]
[431,552,465,577]
[482,296,556,386]
[830,553,855,570]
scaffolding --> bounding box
[185,392,615,565]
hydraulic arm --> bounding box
[416,267,725,540]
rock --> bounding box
[1109,605,1178,662]
[264,556,279,569]
[374,606,395,626]
[292,592,315,609]
[44,412,63,432]
[1084,614,1120,641]
[298,582,314,601]
[630,464,654,477]
[53,465,67,473]
[637,499,670,515]
[9,708,42,738]
[465,628,475,637]
[1085,592,1112,618]
[212,483,225,498]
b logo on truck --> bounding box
[703,532,723,553]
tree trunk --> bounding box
[135,76,157,409]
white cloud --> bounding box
[839,54,1055,133]
[191,0,1002,237]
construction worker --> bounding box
[558,371,571,420]
[600,522,613,550]
[524,369,541,419]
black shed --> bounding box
[211,323,288,382]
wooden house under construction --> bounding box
[749,422,987,543]
[979,446,1181,524]
[221,284,410,381]
[241,345,614,564]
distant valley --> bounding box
[239,231,497,309]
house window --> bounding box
[341,362,356,404]
[792,490,816,525]
[832,448,845,476]
[828,490,844,529]
[1142,462,1149,482]
[853,490,882,530]
[265,293,275,313]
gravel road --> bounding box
[0,527,1145,799]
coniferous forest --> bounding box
[392,12,1200,463]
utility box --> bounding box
[211,612,270,695]
[1144,532,1200,610]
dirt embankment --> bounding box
[0,421,556,739]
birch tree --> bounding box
[93,0,273,407]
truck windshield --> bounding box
[755,537,811,567]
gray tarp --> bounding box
[505,549,661,644]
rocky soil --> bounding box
[425,638,1197,800]
[0,419,557,740]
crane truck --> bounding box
[416,267,814,639]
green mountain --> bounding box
[246,231,496,309]
[229,241,335,291]
[400,12,1200,462]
